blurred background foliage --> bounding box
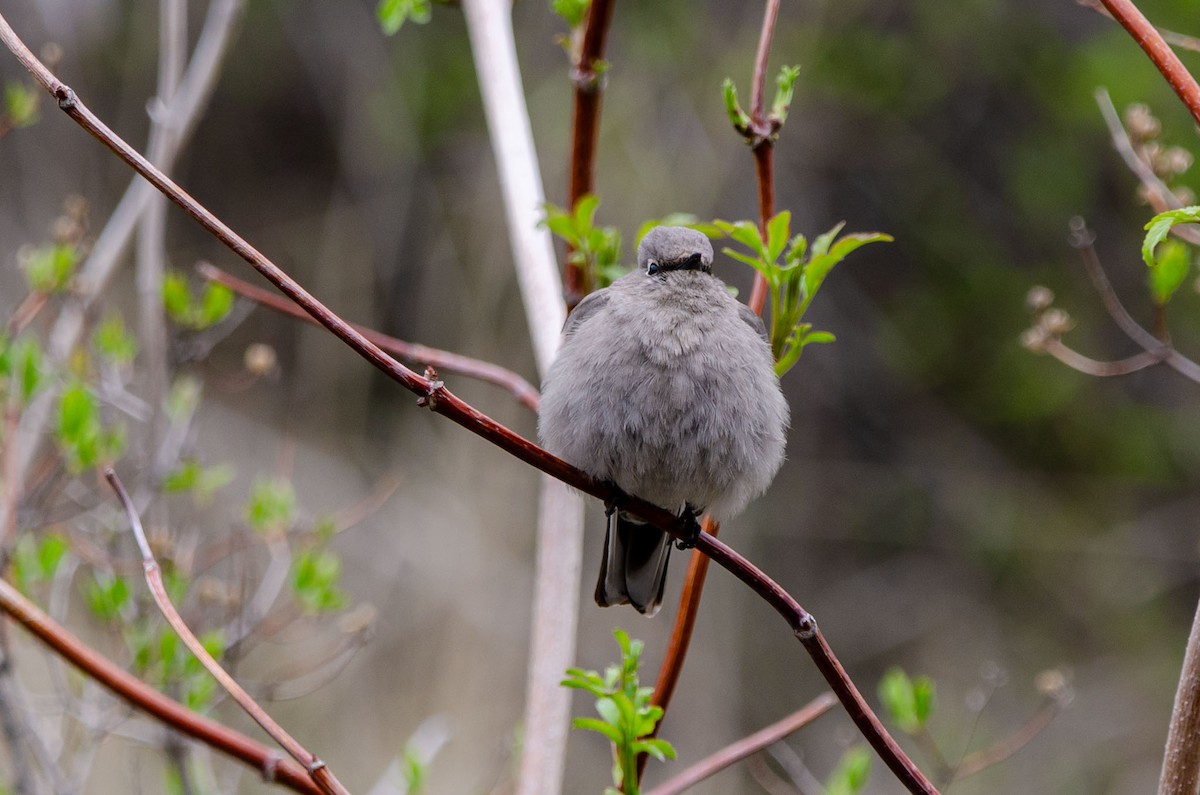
[3,0,1200,792]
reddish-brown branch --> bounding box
[744,0,782,316]
[637,517,719,785]
[0,19,937,794]
[564,0,617,304]
[105,471,349,795]
[198,263,540,412]
[1097,0,1200,127]
[748,142,774,314]
[0,577,321,794]
[644,692,837,795]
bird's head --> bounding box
[637,226,713,277]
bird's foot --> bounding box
[675,505,703,550]
[601,481,621,518]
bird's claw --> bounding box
[675,505,702,550]
[602,481,620,518]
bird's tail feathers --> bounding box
[595,511,672,616]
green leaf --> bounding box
[37,535,68,580]
[246,477,295,534]
[878,668,934,733]
[766,211,791,265]
[83,573,129,622]
[634,738,677,761]
[1143,206,1200,267]
[572,717,624,744]
[292,549,348,613]
[163,272,192,322]
[912,676,936,726]
[198,283,234,327]
[826,746,872,795]
[377,0,432,35]
[721,78,751,132]
[801,330,836,346]
[92,313,138,365]
[1148,240,1191,305]
[879,668,917,732]
[22,244,77,293]
[770,65,801,125]
[550,0,590,28]
[4,81,39,128]
[3,336,45,404]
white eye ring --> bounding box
[646,260,660,275]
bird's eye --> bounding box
[646,260,660,275]
[685,253,702,268]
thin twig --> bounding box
[644,692,837,795]
[1096,0,1200,127]
[1043,339,1162,377]
[198,263,540,412]
[564,0,616,304]
[0,22,937,793]
[1070,221,1200,383]
[746,0,781,315]
[1092,88,1200,245]
[136,0,189,483]
[952,695,1064,781]
[10,0,245,494]
[0,577,321,794]
[104,470,349,795]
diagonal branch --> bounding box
[1069,220,1200,383]
[1096,0,1200,127]
[198,263,541,412]
[104,470,349,795]
[644,692,837,795]
[0,577,321,795]
[0,18,937,794]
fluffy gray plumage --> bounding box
[538,226,789,616]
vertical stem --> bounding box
[1158,598,1200,794]
[461,5,584,795]
[565,0,617,305]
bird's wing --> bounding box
[738,302,770,344]
[562,289,612,339]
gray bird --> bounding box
[538,226,789,616]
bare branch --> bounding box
[0,576,322,794]
[199,263,541,412]
[1042,339,1162,377]
[953,693,1065,781]
[645,693,837,795]
[1093,89,1200,247]
[0,20,938,793]
[1069,220,1200,383]
[104,470,349,795]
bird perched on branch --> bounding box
[538,226,789,616]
